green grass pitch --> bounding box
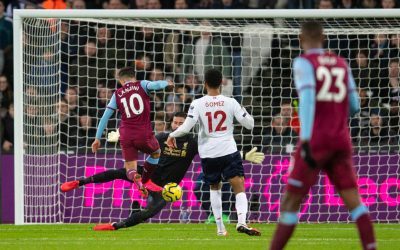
[0,223,398,250]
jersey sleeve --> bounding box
[187,100,199,121]
[293,57,316,92]
[107,93,117,110]
[95,95,117,139]
[347,67,360,117]
[169,100,199,138]
[232,99,254,130]
[293,57,316,141]
[95,109,114,139]
[140,80,169,95]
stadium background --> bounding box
[1,0,400,225]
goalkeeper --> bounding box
[60,112,264,230]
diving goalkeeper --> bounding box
[60,112,264,230]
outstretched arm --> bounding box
[140,80,174,95]
[293,57,317,168]
[92,93,116,152]
[293,57,316,142]
[233,99,254,130]
[169,117,197,138]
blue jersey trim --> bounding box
[293,57,316,141]
[140,80,168,95]
[107,93,117,110]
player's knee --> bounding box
[229,176,245,194]
[210,183,221,190]
[231,183,245,194]
[150,149,161,159]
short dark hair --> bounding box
[301,21,324,40]
[118,67,136,79]
[204,68,222,89]
[173,112,187,119]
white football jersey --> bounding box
[185,95,254,158]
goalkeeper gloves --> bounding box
[300,141,317,169]
[107,129,120,142]
[241,147,265,164]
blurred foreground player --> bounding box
[269,21,376,250]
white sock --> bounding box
[210,189,225,232]
[235,192,248,226]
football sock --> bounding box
[235,192,248,226]
[142,156,159,183]
[210,189,226,233]
[78,168,128,186]
[351,204,376,250]
[269,212,298,250]
[126,168,139,182]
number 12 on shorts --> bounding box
[205,111,227,133]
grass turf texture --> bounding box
[0,224,398,250]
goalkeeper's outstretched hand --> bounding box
[244,147,265,164]
[107,129,120,142]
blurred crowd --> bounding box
[0,0,400,154]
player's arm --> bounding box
[92,93,117,153]
[233,99,254,130]
[293,57,317,168]
[166,101,199,148]
[140,80,174,95]
[348,67,360,117]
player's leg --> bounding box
[269,191,304,250]
[326,157,376,250]
[201,157,227,236]
[221,181,233,223]
[210,182,227,236]
[125,160,149,198]
[194,173,213,222]
[228,176,260,236]
[60,168,130,192]
[339,189,376,250]
[269,153,319,250]
[120,139,147,196]
[138,135,161,184]
[142,149,161,183]
[94,191,166,230]
[224,151,260,236]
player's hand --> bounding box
[166,79,175,91]
[107,129,120,142]
[300,141,317,169]
[91,139,101,153]
[244,147,265,164]
[166,136,177,149]
[2,140,13,152]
